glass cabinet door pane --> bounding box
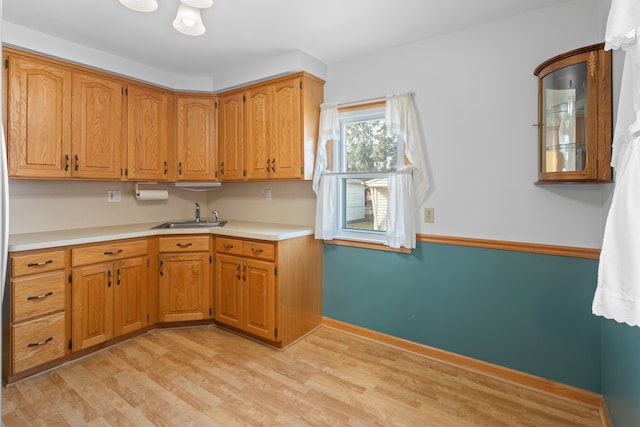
[541,62,587,173]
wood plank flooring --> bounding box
[2,325,603,426]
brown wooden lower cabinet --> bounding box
[70,239,149,352]
[4,232,322,383]
[158,235,212,322]
[215,235,322,348]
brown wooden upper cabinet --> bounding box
[4,47,324,183]
[126,84,172,181]
[175,94,217,181]
[6,51,72,178]
[534,43,612,183]
[217,72,324,181]
[6,49,125,180]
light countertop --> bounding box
[8,220,315,252]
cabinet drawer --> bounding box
[11,250,66,278]
[13,311,66,374]
[215,237,243,255]
[159,236,210,252]
[72,239,147,267]
[12,271,66,323]
[243,241,275,261]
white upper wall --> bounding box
[4,0,616,249]
[324,0,614,248]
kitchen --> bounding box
[2,0,640,426]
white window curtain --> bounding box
[312,95,429,249]
[313,104,340,240]
[592,0,640,327]
[384,93,430,249]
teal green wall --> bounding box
[602,320,640,427]
[322,241,601,393]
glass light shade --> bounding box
[118,0,158,12]
[181,0,213,8]
[173,4,206,36]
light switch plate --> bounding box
[423,207,434,223]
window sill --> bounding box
[323,238,412,254]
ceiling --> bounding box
[3,0,575,77]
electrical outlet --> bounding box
[423,207,434,223]
[107,190,121,202]
[265,189,272,201]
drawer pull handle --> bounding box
[223,244,234,250]
[27,291,54,301]
[27,259,53,267]
[27,337,53,348]
[251,248,264,254]
[103,249,123,255]
[176,243,193,248]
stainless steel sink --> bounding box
[151,220,227,229]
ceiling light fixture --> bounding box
[118,0,212,36]
[173,3,206,36]
[118,0,158,13]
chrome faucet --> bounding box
[195,202,200,222]
[212,210,219,223]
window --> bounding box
[333,104,401,241]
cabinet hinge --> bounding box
[68,273,72,284]
[210,256,212,264]
[209,308,213,316]
[243,170,247,177]
[148,259,150,267]
[274,328,278,338]
[274,267,277,276]
[147,314,150,322]
[299,81,303,89]
[215,171,218,178]
[215,102,218,109]
[4,59,8,69]
[243,95,246,102]
[68,340,72,350]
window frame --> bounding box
[331,102,402,244]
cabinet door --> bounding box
[217,92,245,180]
[215,253,243,328]
[243,258,276,340]
[72,72,124,179]
[126,84,170,180]
[176,96,217,181]
[6,54,71,178]
[158,252,210,322]
[113,256,148,337]
[244,86,271,180]
[71,263,114,351]
[271,78,303,179]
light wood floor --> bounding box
[3,325,603,426]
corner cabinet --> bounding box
[175,94,217,181]
[158,236,212,322]
[218,72,325,181]
[215,235,322,348]
[534,43,612,183]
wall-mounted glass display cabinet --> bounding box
[534,43,612,183]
